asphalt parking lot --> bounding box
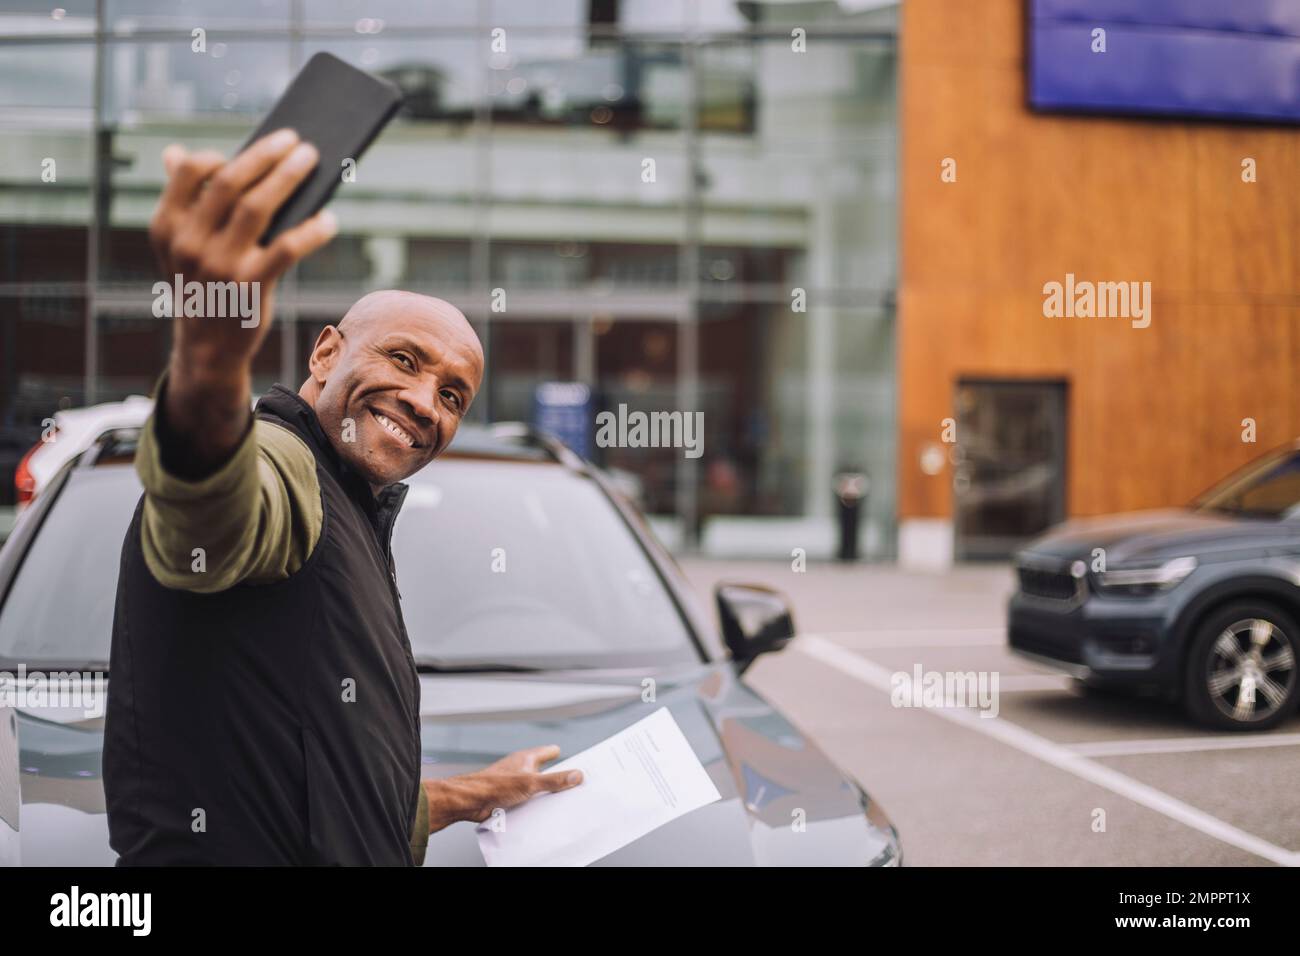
[680,559,1300,866]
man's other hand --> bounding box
[426,745,584,831]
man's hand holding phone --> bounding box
[148,129,338,475]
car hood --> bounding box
[1018,508,1286,565]
[12,662,897,867]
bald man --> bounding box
[102,130,581,866]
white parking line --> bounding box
[817,632,1066,688]
[1069,734,1300,758]
[814,628,1007,649]
[797,634,1300,868]
[996,674,1073,692]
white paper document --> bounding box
[476,707,722,867]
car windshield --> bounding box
[0,457,699,671]
[1192,447,1300,519]
[393,459,697,669]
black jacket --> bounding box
[104,385,421,865]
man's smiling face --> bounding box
[302,290,484,490]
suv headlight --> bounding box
[1094,556,1197,596]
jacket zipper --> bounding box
[375,489,421,771]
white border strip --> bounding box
[797,634,1300,867]
[1070,733,1300,758]
[997,674,1073,692]
[808,628,1007,649]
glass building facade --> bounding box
[0,0,898,557]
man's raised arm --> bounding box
[151,129,333,476]
[137,130,337,593]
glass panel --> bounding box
[296,233,375,286]
[0,223,88,285]
[96,313,281,400]
[95,313,168,401]
[698,301,806,517]
[106,0,291,32]
[592,241,677,289]
[0,295,86,428]
[288,36,487,308]
[488,34,688,133]
[697,37,897,294]
[740,0,899,34]
[0,3,95,39]
[0,9,901,554]
[486,0,748,34]
[106,39,293,123]
[833,305,895,556]
[404,238,473,290]
[694,34,896,548]
[0,42,94,285]
[486,319,574,423]
[487,0,593,33]
[484,31,690,520]
[489,240,587,290]
[99,39,294,286]
[100,226,150,284]
[953,381,1069,559]
[303,1,478,30]
[0,42,93,113]
[300,36,485,122]
[592,318,678,515]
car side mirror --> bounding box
[715,583,795,670]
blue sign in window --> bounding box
[533,382,593,459]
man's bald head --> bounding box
[301,289,485,491]
[337,291,480,357]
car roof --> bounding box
[81,421,584,472]
[444,423,577,464]
[54,395,152,427]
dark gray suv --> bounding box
[0,423,902,866]
[1009,442,1300,731]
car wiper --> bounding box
[0,658,109,675]
[414,660,544,674]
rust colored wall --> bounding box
[898,0,1300,520]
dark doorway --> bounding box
[953,379,1067,560]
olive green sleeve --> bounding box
[135,380,323,594]
[410,783,430,866]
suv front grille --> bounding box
[1017,561,1085,604]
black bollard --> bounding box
[834,471,869,562]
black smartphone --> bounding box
[239,52,403,246]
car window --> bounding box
[0,467,139,668]
[393,459,698,669]
[1194,448,1300,519]
[0,459,699,670]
